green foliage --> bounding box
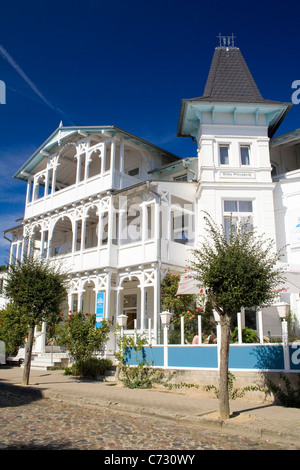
[206,371,265,400]
[161,271,196,315]
[267,373,300,408]
[57,312,110,361]
[190,213,283,317]
[231,327,259,344]
[115,329,165,389]
[0,303,28,356]
[5,254,68,328]
[64,357,113,379]
[161,271,214,344]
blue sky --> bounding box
[0,0,300,264]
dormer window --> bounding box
[220,145,229,165]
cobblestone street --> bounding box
[0,390,295,451]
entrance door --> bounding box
[123,294,137,329]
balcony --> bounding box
[25,170,139,219]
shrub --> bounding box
[64,357,112,378]
[115,329,165,389]
[57,312,110,361]
[0,303,28,357]
[231,326,258,343]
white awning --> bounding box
[276,264,300,294]
[176,272,203,295]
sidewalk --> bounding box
[0,366,300,448]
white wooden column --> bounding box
[44,167,50,199]
[68,293,74,313]
[26,177,33,205]
[140,274,145,331]
[110,140,115,187]
[141,202,147,243]
[72,220,78,253]
[76,153,82,184]
[40,230,46,258]
[120,139,125,174]
[51,164,57,194]
[81,217,87,251]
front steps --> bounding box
[21,352,69,370]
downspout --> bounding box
[146,181,162,344]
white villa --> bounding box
[3,39,300,355]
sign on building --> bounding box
[96,292,105,328]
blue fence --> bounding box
[123,343,300,372]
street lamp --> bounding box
[274,302,289,319]
[160,311,172,327]
[117,314,128,337]
[160,311,172,368]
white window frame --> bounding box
[223,199,254,240]
[219,144,230,165]
[240,144,251,166]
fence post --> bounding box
[148,318,152,344]
[237,311,242,344]
[181,316,184,345]
[163,325,168,368]
[134,319,137,345]
[282,319,290,371]
[198,315,202,344]
[257,309,264,343]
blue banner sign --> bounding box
[96,292,105,328]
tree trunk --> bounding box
[22,326,35,386]
[218,314,231,420]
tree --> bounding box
[57,311,110,362]
[0,303,28,357]
[5,255,68,385]
[190,213,283,419]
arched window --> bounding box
[55,144,77,191]
[88,148,102,179]
[85,207,99,249]
[50,217,73,256]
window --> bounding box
[170,196,194,246]
[174,173,188,182]
[220,145,229,165]
[223,199,253,240]
[240,146,250,165]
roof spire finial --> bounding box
[217,33,236,48]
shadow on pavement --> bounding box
[0,381,45,408]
